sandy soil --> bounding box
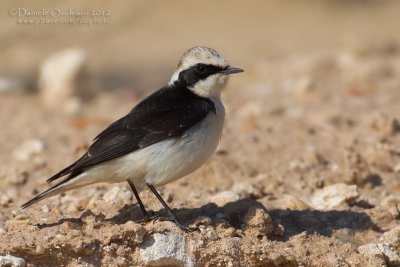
[1,1,400,266]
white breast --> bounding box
[85,97,225,191]
[142,97,225,186]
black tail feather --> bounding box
[20,182,62,209]
[21,170,83,209]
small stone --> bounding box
[0,77,26,93]
[140,233,194,267]
[273,224,285,237]
[289,160,309,172]
[12,139,45,162]
[269,251,286,265]
[394,163,400,173]
[204,227,219,240]
[28,244,46,256]
[345,148,373,186]
[216,224,236,238]
[280,195,312,210]
[369,113,400,136]
[333,228,357,245]
[103,186,133,206]
[311,183,360,210]
[358,243,400,266]
[380,226,400,249]
[209,191,240,206]
[260,194,312,211]
[0,255,26,267]
[193,216,213,228]
[0,194,13,207]
[3,169,29,186]
[41,205,50,213]
[39,48,89,110]
[232,183,263,199]
[304,147,328,167]
[243,206,273,237]
[381,196,400,219]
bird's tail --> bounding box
[20,176,82,209]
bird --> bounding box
[21,46,243,231]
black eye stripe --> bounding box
[177,64,226,87]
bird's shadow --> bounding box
[35,198,381,239]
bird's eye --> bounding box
[196,64,206,73]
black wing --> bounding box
[47,85,215,183]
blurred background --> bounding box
[1,0,400,90]
[2,1,400,265]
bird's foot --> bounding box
[175,223,199,233]
[141,212,199,232]
[137,210,156,224]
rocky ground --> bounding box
[1,41,400,266]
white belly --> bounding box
[88,98,225,190]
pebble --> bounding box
[369,113,400,136]
[103,186,133,206]
[216,224,236,238]
[394,163,400,173]
[260,195,311,211]
[7,171,28,185]
[0,193,13,207]
[345,148,373,186]
[209,191,240,206]
[380,226,400,249]
[231,182,263,199]
[12,138,45,162]
[358,243,400,266]
[0,255,26,267]
[381,195,400,219]
[0,77,25,93]
[311,183,360,210]
[243,206,273,237]
[333,228,357,245]
[140,233,194,267]
[273,224,285,237]
[41,205,50,213]
[38,48,88,111]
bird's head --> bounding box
[169,46,243,98]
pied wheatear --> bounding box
[21,46,243,231]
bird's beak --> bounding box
[219,66,244,75]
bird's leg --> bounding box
[146,183,198,232]
[128,180,154,222]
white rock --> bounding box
[39,48,88,110]
[232,183,263,198]
[209,191,240,206]
[12,138,45,162]
[140,233,194,267]
[103,186,133,206]
[311,183,360,210]
[380,226,400,248]
[358,243,400,266]
[0,255,26,267]
[0,78,25,93]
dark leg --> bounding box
[147,183,198,232]
[128,180,153,221]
